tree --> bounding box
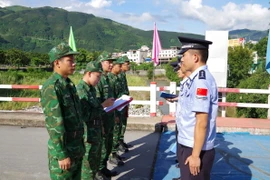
[254,35,268,57]
[0,49,5,64]
[227,71,270,118]
[227,46,253,87]
[165,57,180,83]
[4,49,30,67]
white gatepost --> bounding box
[222,92,226,117]
[150,82,157,117]
[169,82,177,117]
[268,85,270,119]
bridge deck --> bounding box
[154,131,270,180]
[154,115,270,179]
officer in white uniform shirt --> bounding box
[176,36,218,180]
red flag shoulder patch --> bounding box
[196,88,208,97]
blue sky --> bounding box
[0,0,269,35]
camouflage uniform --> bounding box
[118,72,129,141]
[118,56,130,145]
[41,43,85,180]
[95,52,116,172]
[108,58,125,156]
[76,61,104,180]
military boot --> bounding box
[120,140,133,148]
[118,142,129,153]
[109,153,125,166]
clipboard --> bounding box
[104,95,133,113]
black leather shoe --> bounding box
[172,177,181,180]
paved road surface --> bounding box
[0,126,160,180]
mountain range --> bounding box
[0,5,268,53]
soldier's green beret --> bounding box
[113,57,125,65]
[98,51,116,62]
[85,61,103,73]
[48,42,79,63]
[122,56,130,62]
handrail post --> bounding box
[222,92,226,117]
[169,81,177,117]
[150,82,157,117]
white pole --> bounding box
[221,92,226,117]
[150,82,157,117]
[169,82,177,117]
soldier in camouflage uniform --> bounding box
[77,61,115,180]
[118,56,133,151]
[95,51,118,178]
[108,57,126,166]
[40,43,85,180]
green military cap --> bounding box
[113,57,125,65]
[97,51,116,62]
[48,42,79,63]
[122,56,130,62]
[85,61,103,73]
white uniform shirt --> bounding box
[176,65,218,150]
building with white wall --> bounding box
[158,46,180,63]
[121,46,149,64]
[119,45,180,64]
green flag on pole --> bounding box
[68,26,77,51]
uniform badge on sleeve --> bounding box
[198,70,206,79]
[196,88,208,99]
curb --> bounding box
[1,112,270,135]
[0,112,162,131]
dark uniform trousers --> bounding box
[177,143,215,180]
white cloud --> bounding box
[1,0,269,33]
[86,0,112,9]
[189,0,202,9]
[0,0,12,7]
[168,0,270,31]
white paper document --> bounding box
[104,95,133,113]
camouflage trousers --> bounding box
[99,116,115,170]
[120,116,128,141]
[49,157,82,180]
[112,120,122,153]
[120,106,128,141]
[81,127,102,180]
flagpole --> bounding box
[153,60,155,81]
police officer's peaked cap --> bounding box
[178,36,212,55]
[48,42,79,63]
[98,51,117,62]
[113,57,125,65]
[85,61,103,73]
